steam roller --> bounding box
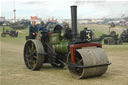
[24,5,111,79]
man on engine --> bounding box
[29,21,38,39]
[39,21,48,32]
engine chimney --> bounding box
[71,6,77,40]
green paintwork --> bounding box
[49,33,60,44]
[60,29,65,38]
[36,31,69,53]
[55,40,69,53]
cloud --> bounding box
[22,0,47,5]
[73,0,106,5]
[1,0,128,19]
[23,1,42,4]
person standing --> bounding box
[29,21,38,39]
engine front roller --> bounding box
[67,43,111,79]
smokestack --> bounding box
[71,5,77,40]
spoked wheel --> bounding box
[24,40,45,70]
[117,39,123,45]
[108,39,115,45]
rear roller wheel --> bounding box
[24,40,45,70]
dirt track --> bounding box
[0,39,128,85]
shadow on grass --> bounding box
[40,64,67,70]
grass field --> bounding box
[0,24,128,85]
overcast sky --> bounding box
[0,0,128,19]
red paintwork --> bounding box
[37,37,40,39]
[48,32,52,35]
[70,43,102,64]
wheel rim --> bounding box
[67,51,84,77]
[75,59,83,75]
[109,39,115,45]
[24,41,38,69]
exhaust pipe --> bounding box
[71,6,77,40]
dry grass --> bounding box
[0,38,128,85]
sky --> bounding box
[0,0,128,19]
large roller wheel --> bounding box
[67,48,109,79]
[24,40,45,70]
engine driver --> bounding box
[29,21,38,39]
